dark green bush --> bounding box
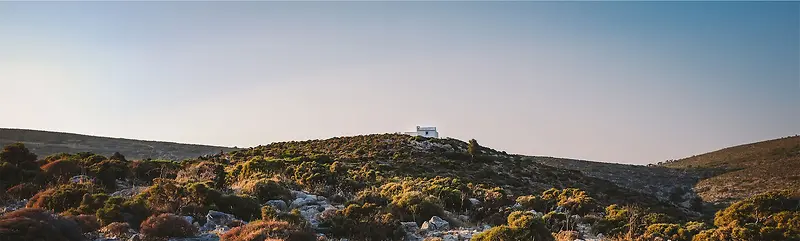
[240,179,292,203]
[0,208,84,241]
[320,203,403,241]
[6,183,40,200]
[89,159,129,190]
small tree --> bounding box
[0,143,37,167]
[467,139,481,159]
[109,152,126,162]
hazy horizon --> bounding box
[2,2,798,164]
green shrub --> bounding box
[693,190,800,241]
[213,194,261,221]
[261,205,279,220]
[319,203,403,241]
[139,213,197,241]
[176,161,225,188]
[89,159,129,190]
[472,211,553,241]
[240,179,292,203]
[96,196,150,227]
[389,191,445,223]
[517,195,546,211]
[26,183,97,213]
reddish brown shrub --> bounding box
[6,183,39,200]
[41,160,82,183]
[0,208,84,241]
[139,213,197,240]
[65,214,101,233]
[220,220,316,241]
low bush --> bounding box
[0,208,84,241]
[65,214,101,233]
[220,219,316,241]
[139,213,198,241]
[89,159,129,190]
[240,179,292,203]
[5,183,40,200]
[41,159,82,183]
[472,211,554,241]
[26,183,97,213]
[176,161,225,188]
[319,203,403,241]
[389,191,444,223]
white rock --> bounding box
[468,198,481,206]
[202,210,242,231]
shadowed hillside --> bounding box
[528,156,704,212]
[660,135,800,204]
[0,128,238,161]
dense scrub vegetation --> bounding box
[0,134,797,241]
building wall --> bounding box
[406,130,438,138]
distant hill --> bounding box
[660,135,800,204]
[0,128,238,160]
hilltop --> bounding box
[0,128,238,161]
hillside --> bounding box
[1,133,797,241]
[659,135,800,204]
[0,128,237,161]
[528,156,704,211]
[227,134,690,216]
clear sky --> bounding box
[1,2,798,164]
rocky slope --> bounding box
[660,135,800,205]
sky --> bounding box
[1,2,798,165]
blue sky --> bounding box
[1,2,798,164]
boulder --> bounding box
[420,216,450,232]
[202,210,242,231]
[442,234,458,241]
[468,198,481,206]
[167,233,220,241]
[401,222,422,241]
[291,190,307,199]
[70,175,94,184]
[266,200,288,211]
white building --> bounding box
[405,126,439,138]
